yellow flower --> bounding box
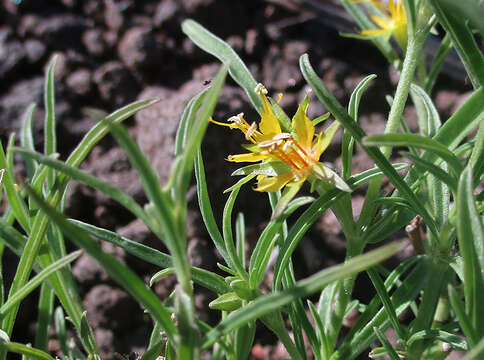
[356,0,407,50]
[211,83,351,193]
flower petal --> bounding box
[228,152,270,163]
[254,172,294,192]
[259,95,282,137]
[291,102,314,150]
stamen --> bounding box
[245,122,258,142]
[272,148,301,170]
[272,133,292,141]
[254,83,268,95]
[228,113,245,124]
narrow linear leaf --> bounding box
[23,184,178,343]
[373,327,401,360]
[300,53,438,236]
[363,133,463,175]
[195,151,232,268]
[1,342,55,360]
[182,19,260,112]
[456,166,484,337]
[21,103,38,178]
[428,0,484,88]
[69,219,229,295]
[202,241,405,348]
[0,250,81,317]
[44,55,57,189]
[222,188,248,279]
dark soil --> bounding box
[0,0,470,359]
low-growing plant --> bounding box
[0,0,483,359]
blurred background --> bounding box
[0,0,472,358]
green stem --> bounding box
[383,32,426,157]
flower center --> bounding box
[259,133,315,175]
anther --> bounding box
[272,133,292,141]
[228,113,244,124]
[254,83,268,95]
[245,122,257,141]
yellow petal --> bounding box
[370,14,392,30]
[254,172,294,192]
[228,153,269,163]
[259,100,282,137]
[291,102,314,150]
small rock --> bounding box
[0,37,27,79]
[95,328,117,360]
[104,0,124,31]
[153,0,180,27]
[93,61,139,106]
[24,39,46,64]
[66,68,92,96]
[84,284,138,330]
[17,14,41,37]
[0,77,43,137]
[82,28,106,56]
[33,14,87,49]
[117,27,162,71]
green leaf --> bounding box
[249,196,314,288]
[208,292,242,311]
[80,311,99,360]
[367,269,406,341]
[300,53,438,237]
[20,103,37,179]
[23,184,178,344]
[69,219,229,295]
[195,151,232,268]
[343,74,377,179]
[432,87,484,153]
[424,34,452,94]
[182,19,260,112]
[174,89,208,157]
[222,188,248,279]
[344,262,426,359]
[235,212,246,269]
[101,114,194,292]
[0,143,30,232]
[65,98,158,175]
[456,166,484,337]
[401,151,457,193]
[13,148,150,225]
[448,285,478,347]
[202,241,405,349]
[428,0,484,88]
[272,162,407,290]
[0,250,81,317]
[34,284,54,351]
[470,123,484,187]
[410,84,441,137]
[406,329,468,351]
[223,174,256,193]
[363,133,463,175]
[0,342,55,360]
[462,335,484,360]
[43,55,57,189]
[173,64,227,203]
[373,327,401,360]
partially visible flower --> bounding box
[211,83,351,193]
[354,0,407,50]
